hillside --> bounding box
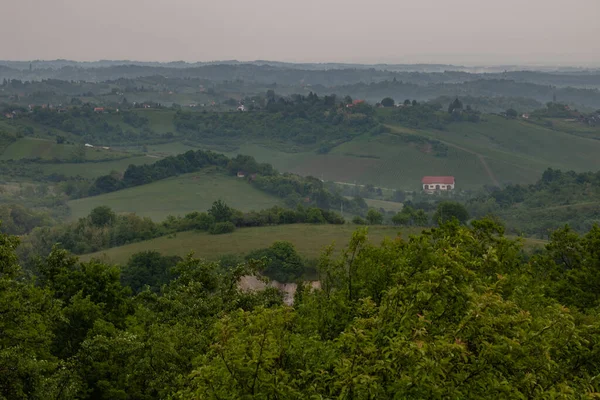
[82,224,412,264]
[0,137,133,162]
[67,168,283,221]
[220,115,600,190]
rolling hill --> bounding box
[222,115,600,190]
[81,224,411,265]
[67,168,283,221]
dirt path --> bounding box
[476,155,500,187]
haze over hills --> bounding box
[4,0,600,395]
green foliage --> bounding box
[433,201,469,224]
[468,168,600,235]
[121,251,182,293]
[0,204,53,235]
[352,216,367,225]
[246,241,304,282]
[366,208,383,224]
[537,225,600,310]
[380,97,395,107]
[506,107,518,118]
[208,200,233,223]
[306,207,326,223]
[173,93,379,150]
[448,97,463,113]
[4,219,600,397]
[89,205,116,227]
[209,221,236,235]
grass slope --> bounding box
[67,168,283,221]
[0,137,136,162]
[81,224,413,265]
[221,115,600,190]
[82,223,546,266]
[41,156,158,179]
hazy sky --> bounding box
[2,0,600,65]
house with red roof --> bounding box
[421,176,455,193]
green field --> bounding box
[67,168,283,221]
[214,115,600,190]
[362,198,404,212]
[0,137,133,161]
[42,156,157,179]
[81,223,546,265]
[81,224,414,265]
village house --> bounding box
[93,107,105,113]
[421,176,455,193]
[346,99,365,108]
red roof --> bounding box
[422,176,455,185]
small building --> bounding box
[237,104,246,112]
[522,113,530,120]
[237,171,246,178]
[94,107,105,113]
[422,176,455,193]
[346,99,365,108]
[85,143,94,148]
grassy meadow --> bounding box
[67,168,283,221]
[0,137,133,161]
[81,223,547,266]
[81,224,414,265]
[42,156,158,179]
[217,115,600,190]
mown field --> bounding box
[67,168,283,221]
[81,224,415,265]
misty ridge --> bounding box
[3,60,600,110]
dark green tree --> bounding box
[381,97,395,107]
[208,200,233,223]
[433,201,469,224]
[366,209,383,225]
[89,206,116,227]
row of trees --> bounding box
[89,150,370,215]
[3,219,600,398]
[173,91,381,150]
[17,202,345,267]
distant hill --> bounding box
[67,169,283,221]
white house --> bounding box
[421,176,455,193]
[84,143,94,148]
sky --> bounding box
[2,0,600,66]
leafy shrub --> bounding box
[352,216,367,225]
[209,221,236,235]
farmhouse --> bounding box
[422,176,455,193]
